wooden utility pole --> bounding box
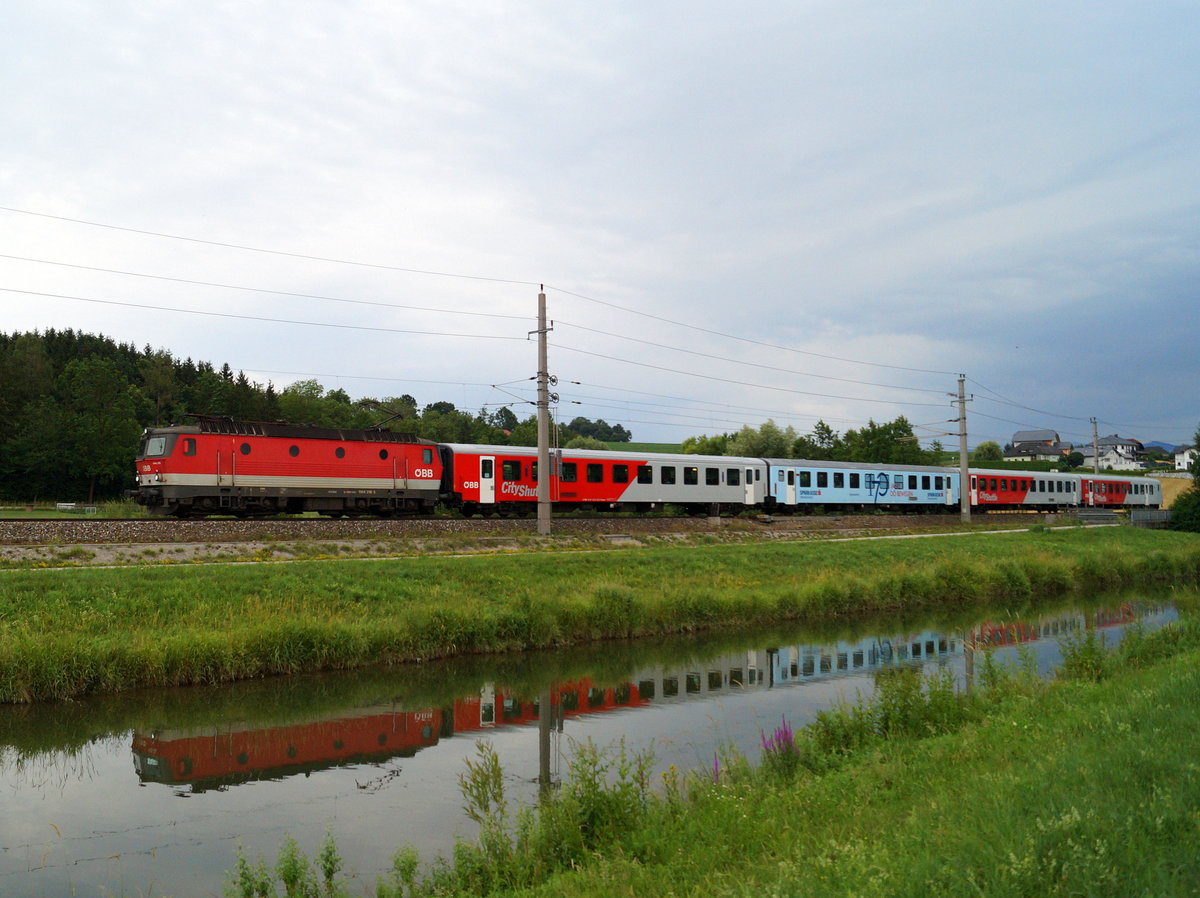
[536,288,552,535]
[1091,417,1100,475]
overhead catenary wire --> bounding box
[0,253,534,323]
[0,287,529,343]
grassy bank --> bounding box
[2,528,1199,703]
[231,597,1200,898]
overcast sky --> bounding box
[3,1,1198,450]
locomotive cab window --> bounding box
[143,436,168,457]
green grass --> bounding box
[2,528,1199,703]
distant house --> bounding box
[1078,435,1146,471]
[1177,445,1198,472]
[1005,428,1072,462]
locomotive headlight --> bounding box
[154,473,164,482]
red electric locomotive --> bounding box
[131,416,442,517]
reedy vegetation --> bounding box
[3,529,1200,703]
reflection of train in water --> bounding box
[132,679,651,791]
[132,605,1156,790]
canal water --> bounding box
[0,593,1178,897]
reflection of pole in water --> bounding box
[537,688,561,795]
[964,628,975,693]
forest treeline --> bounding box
[0,330,940,502]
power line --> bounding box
[555,341,949,408]
[0,253,533,323]
[555,320,948,396]
[0,205,540,287]
[2,204,958,377]
[547,284,958,377]
[0,287,528,343]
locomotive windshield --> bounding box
[142,436,169,458]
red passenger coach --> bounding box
[439,444,766,515]
[132,417,442,517]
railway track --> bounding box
[0,512,994,546]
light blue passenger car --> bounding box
[761,459,960,512]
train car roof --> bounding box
[439,444,766,466]
[145,419,432,444]
[760,458,958,473]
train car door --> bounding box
[786,469,797,505]
[479,456,496,505]
[745,468,756,506]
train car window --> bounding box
[336,447,346,459]
[240,443,252,455]
[423,448,434,464]
[866,473,876,490]
[727,468,741,486]
[1000,479,1007,490]
[970,476,976,489]
[289,445,300,457]
[481,458,494,478]
[756,469,761,481]
[502,460,521,481]
[587,463,604,483]
[907,475,917,489]
[706,467,720,486]
[379,449,389,460]
[800,471,812,487]
[613,464,629,484]
[850,473,860,488]
[560,462,577,483]
[833,472,844,488]
[532,463,539,482]
[786,470,794,485]
[779,470,786,482]
[894,475,904,488]
[817,472,828,488]
[183,438,196,456]
[1056,481,1063,493]
[638,465,652,484]
[989,478,998,490]
[684,467,698,485]
[661,466,677,485]
[934,476,943,489]
[921,476,930,490]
